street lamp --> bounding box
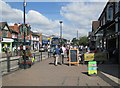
[23,0,26,69]
[59,21,63,45]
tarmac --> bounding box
[1,56,120,87]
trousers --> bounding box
[55,54,59,65]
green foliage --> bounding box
[19,24,31,36]
[71,38,79,46]
[71,36,88,46]
[79,36,88,46]
[61,38,67,45]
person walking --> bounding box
[54,45,60,66]
[47,44,51,58]
[66,46,69,61]
[60,45,66,64]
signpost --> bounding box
[69,49,79,66]
[84,53,94,61]
[88,61,97,75]
[84,53,97,75]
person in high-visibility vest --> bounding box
[32,57,35,64]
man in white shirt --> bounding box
[61,45,66,64]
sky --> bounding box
[0,0,108,40]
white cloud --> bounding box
[0,0,60,37]
[3,0,109,2]
[27,10,50,25]
[0,0,107,40]
[60,2,107,38]
[0,0,23,23]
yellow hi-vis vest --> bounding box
[32,57,35,63]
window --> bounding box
[107,5,113,21]
[103,16,106,25]
[119,1,120,11]
[2,30,8,37]
[115,2,119,13]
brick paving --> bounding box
[2,57,113,86]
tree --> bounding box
[79,36,88,46]
[71,38,79,46]
[71,36,88,46]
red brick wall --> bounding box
[14,24,19,33]
[9,24,19,33]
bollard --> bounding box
[41,52,42,61]
[7,52,10,72]
[38,54,40,62]
[48,52,49,58]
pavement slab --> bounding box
[1,57,117,87]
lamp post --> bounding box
[23,0,26,69]
[59,21,63,46]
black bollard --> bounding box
[38,54,40,62]
[7,52,10,72]
[41,52,42,61]
[48,52,49,58]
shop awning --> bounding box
[2,38,14,42]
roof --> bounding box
[9,28,18,34]
[32,32,40,36]
[0,22,8,30]
[98,0,115,21]
[0,22,11,33]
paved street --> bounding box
[1,0,120,88]
[2,56,117,87]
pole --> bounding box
[23,0,26,69]
[60,21,63,46]
[24,0,26,24]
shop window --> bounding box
[119,1,120,11]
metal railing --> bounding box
[0,56,21,75]
[0,51,48,75]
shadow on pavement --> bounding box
[82,72,89,76]
[49,62,54,65]
[98,64,120,79]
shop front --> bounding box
[1,38,14,52]
[104,32,119,64]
